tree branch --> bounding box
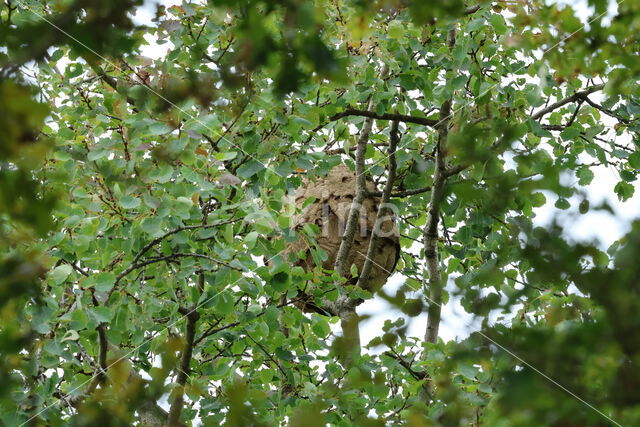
[53,341,170,426]
[97,324,107,379]
[245,331,288,379]
[333,100,375,279]
[327,108,438,128]
[63,324,108,408]
[581,95,630,124]
[131,220,238,266]
[111,251,241,299]
[167,306,200,426]
[423,27,456,346]
[87,60,137,107]
[366,186,432,198]
[530,84,605,121]
[330,96,376,361]
[383,351,429,381]
[356,120,399,289]
[444,163,469,177]
[194,291,330,345]
[464,5,482,15]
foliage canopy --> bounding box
[1,0,640,425]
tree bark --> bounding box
[355,119,399,288]
[333,97,376,279]
[167,306,200,426]
[330,97,374,362]
[423,28,456,347]
[423,151,446,344]
[138,400,169,427]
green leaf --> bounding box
[554,198,570,210]
[311,316,331,338]
[236,160,265,179]
[91,306,114,323]
[467,18,484,32]
[576,167,595,185]
[119,195,141,209]
[51,49,64,61]
[70,310,89,330]
[458,363,478,380]
[214,293,235,315]
[90,272,116,293]
[65,63,84,78]
[528,119,552,137]
[619,170,636,182]
[275,347,295,361]
[141,217,163,236]
[579,199,590,214]
[531,192,546,207]
[49,264,72,285]
[614,181,635,201]
[470,162,485,182]
[455,226,472,243]
[245,231,259,249]
[387,21,404,39]
[628,151,640,169]
[560,126,581,141]
[148,121,174,135]
[292,117,313,128]
[270,271,290,293]
[405,277,421,291]
[488,14,507,35]
[87,150,108,161]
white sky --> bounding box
[129,0,639,345]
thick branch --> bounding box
[423,27,456,347]
[137,400,170,427]
[129,363,173,426]
[445,163,469,177]
[423,138,447,345]
[330,97,375,360]
[167,306,200,426]
[97,324,107,378]
[464,5,482,15]
[63,325,108,408]
[541,124,565,131]
[366,186,432,198]
[333,100,375,278]
[531,84,605,120]
[329,64,391,358]
[327,109,438,128]
[356,120,399,289]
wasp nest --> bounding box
[284,164,400,312]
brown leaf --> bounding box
[195,147,209,156]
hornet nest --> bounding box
[282,164,400,314]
